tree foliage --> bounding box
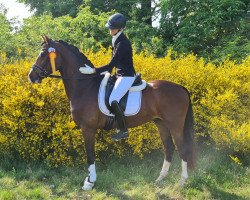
[84,0,154,25]
[1,0,249,62]
[3,6,162,60]
[160,0,250,61]
[18,0,84,17]
[14,7,111,59]
[0,7,18,60]
[18,0,155,25]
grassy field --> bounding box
[0,145,249,200]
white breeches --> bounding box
[109,76,136,106]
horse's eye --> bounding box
[40,51,47,57]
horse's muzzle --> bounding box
[28,68,42,83]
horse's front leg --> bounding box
[81,127,97,191]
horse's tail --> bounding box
[183,89,196,170]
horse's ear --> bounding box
[41,35,46,43]
[44,34,49,42]
[41,34,50,44]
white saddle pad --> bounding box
[98,74,143,116]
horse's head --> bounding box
[28,35,62,83]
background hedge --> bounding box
[0,49,249,165]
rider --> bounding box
[96,13,136,141]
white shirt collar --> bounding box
[112,30,123,47]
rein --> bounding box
[32,64,101,80]
[49,74,101,80]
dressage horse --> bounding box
[28,36,195,190]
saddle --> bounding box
[105,74,143,111]
[98,72,147,130]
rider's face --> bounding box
[109,29,120,36]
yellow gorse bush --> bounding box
[0,49,249,166]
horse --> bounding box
[28,35,195,190]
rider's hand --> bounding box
[79,64,96,74]
[100,71,109,75]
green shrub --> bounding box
[0,50,249,165]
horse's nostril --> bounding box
[28,69,41,83]
[28,76,36,83]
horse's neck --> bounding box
[59,50,97,101]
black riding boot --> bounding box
[110,101,128,141]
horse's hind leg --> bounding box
[169,126,189,187]
[154,119,175,183]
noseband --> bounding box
[32,64,50,78]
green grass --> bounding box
[0,145,249,200]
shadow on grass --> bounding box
[183,145,250,200]
[207,184,245,200]
[186,179,247,200]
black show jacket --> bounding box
[96,32,136,77]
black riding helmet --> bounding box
[105,13,126,29]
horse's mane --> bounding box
[58,40,94,67]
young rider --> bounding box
[96,13,136,141]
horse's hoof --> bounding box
[155,170,169,183]
[155,175,164,183]
[179,176,188,187]
[111,131,129,141]
[82,177,94,191]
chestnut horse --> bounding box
[28,36,195,190]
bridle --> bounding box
[32,64,52,78]
[32,46,101,80]
[32,63,100,80]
